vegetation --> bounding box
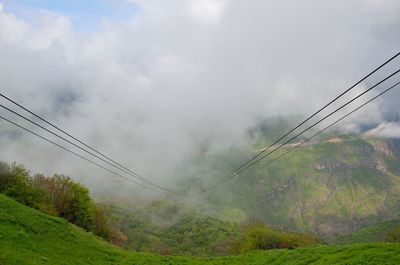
[331,220,400,244]
[386,224,400,243]
[2,193,400,264]
[177,125,400,239]
[0,161,125,245]
[107,200,319,256]
[0,161,318,256]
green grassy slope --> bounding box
[1,194,400,265]
[120,244,400,265]
[331,220,400,244]
[0,194,125,265]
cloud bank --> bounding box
[0,0,399,195]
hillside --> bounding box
[2,193,400,264]
[0,194,126,265]
[107,200,239,255]
[178,121,400,238]
[331,220,400,244]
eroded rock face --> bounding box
[237,137,400,238]
[313,162,348,170]
[371,141,396,157]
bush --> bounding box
[92,204,112,240]
[1,163,49,210]
[233,220,319,253]
[386,225,400,242]
[39,175,95,231]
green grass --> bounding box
[0,194,125,265]
[1,194,400,264]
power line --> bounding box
[0,104,172,193]
[202,68,400,192]
[0,93,172,193]
[222,80,400,185]
[0,115,164,193]
[215,68,400,187]
[208,52,400,188]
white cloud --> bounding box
[365,122,400,138]
[0,0,400,194]
[190,0,226,24]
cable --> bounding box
[209,52,400,187]
[223,80,400,185]
[205,68,400,191]
[0,105,172,193]
[217,69,400,186]
[0,115,164,193]
[0,93,172,193]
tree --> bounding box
[0,161,12,192]
[39,175,95,231]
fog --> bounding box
[0,0,399,196]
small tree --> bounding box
[46,175,94,231]
[0,161,12,192]
[92,204,112,240]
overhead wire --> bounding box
[222,80,400,185]
[0,115,164,193]
[0,101,172,193]
[0,94,172,193]
[208,52,400,188]
[213,68,400,187]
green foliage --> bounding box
[233,221,319,253]
[46,175,94,230]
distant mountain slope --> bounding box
[330,220,400,244]
[108,200,238,256]
[189,133,400,238]
[1,194,400,264]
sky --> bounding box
[0,0,399,196]
[1,0,140,31]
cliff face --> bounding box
[212,136,400,238]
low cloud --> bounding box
[365,122,400,139]
[0,0,400,195]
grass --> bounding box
[1,194,400,264]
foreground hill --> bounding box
[1,194,400,264]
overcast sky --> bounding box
[0,0,399,195]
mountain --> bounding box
[1,193,400,264]
[180,118,400,238]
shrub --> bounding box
[386,225,400,242]
[43,175,94,231]
[234,220,319,253]
[0,161,12,192]
[92,204,112,240]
